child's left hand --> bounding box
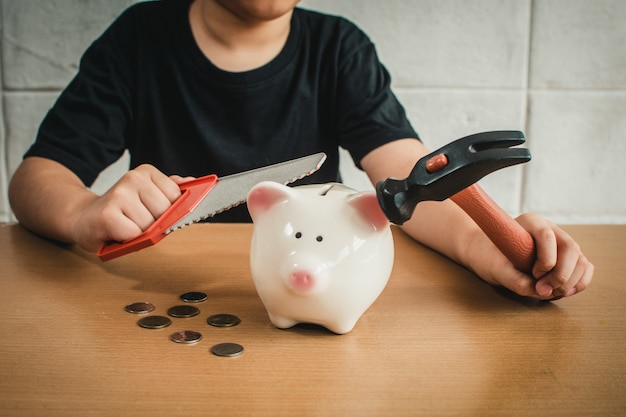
[468,213,594,300]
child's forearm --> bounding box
[8,157,96,244]
[399,198,483,269]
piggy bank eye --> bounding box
[295,232,302,239]
[316,235,323,242]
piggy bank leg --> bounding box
[325,318,359,335]
[267,313,299,330]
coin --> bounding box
[167,305,200,318]
[179,291,208,303]
[125,302,155,314]
[137,315,172,329]
[207,313,241,327]
[170,330,203,344]
[211,342,244,357]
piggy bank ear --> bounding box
[247,181,293,221]
[348,192,389,231]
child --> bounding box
[8,0,592,299]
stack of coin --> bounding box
[207,313,241,327]
[179,291,208,303]
[211,342,244,357]
[167,305,200,318]
[137,315,172,329]
[124,302,155,314]
[170,330,203,344]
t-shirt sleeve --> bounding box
[334,27,419,168]
[24,8,135,187]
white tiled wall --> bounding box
[1,0,625,223]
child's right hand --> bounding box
[70,164,185,252]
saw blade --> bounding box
[166,152,327,233]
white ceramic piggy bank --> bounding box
[247,182,394,334]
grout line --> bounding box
[391,85,626,93]
[3,86,63,93]
[0,0,11,221]
[518,0,535,215]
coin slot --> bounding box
[318,184,334,196]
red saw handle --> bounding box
[97,175,218,261]
[451,184,536,273]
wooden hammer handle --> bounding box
[450,184,535,273]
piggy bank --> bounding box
[247,182,394,334]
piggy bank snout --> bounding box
[282,260,329,295]
[289,269,314,291]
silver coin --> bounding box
[180,291,208,303]
[211,342,244,357]
[170,330,203,344]
[167,305,200,318]
[207,314,241,327]
[137,315,172,329]
[125,302,155,314]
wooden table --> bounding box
[0,223,624,416]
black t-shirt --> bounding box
[25,0,419,222]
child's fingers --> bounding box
[515,213,558,278]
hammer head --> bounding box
[376,131,531,225]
